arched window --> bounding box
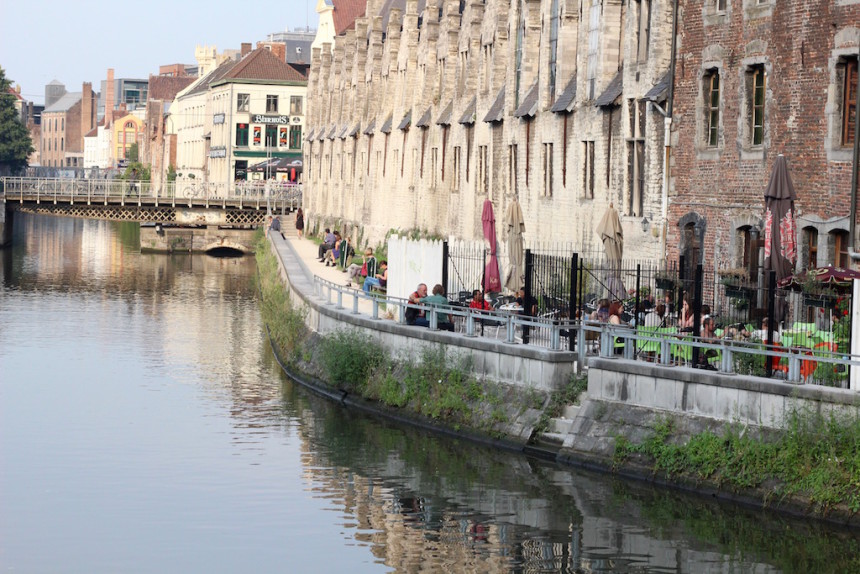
[61,138,64,151]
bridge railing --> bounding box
[0,177,302,212]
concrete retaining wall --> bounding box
[268,233,579,392]
[585,358,860,429]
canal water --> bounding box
[1,213,858,573]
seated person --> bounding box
[608,301,626,325]
[317,228,336,261]
[469,289,501,329]
[469,289,492,312]
[362,260,388,293]
[741,317,780,343]
[267,215,281,238]
[696,316,720,369]
[420,284,455,331]
[338,236,355,269]
[643,303,667,327]
[405,283,429,326]
[591,298,610,322]
[346,248,376,288]
[515,288,538,316]
[324,232,343,267]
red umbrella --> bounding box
[482,199,502,293]
[763,155,798,281]
[778,265,860,291]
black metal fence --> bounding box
[444,241,853,383]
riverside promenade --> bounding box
[268,213,579,393]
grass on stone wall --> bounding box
[255,232,308,364]
[613,408,860,515]
[317,330,521,434]
[256,233,535,437]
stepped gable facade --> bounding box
[305,0,672,259]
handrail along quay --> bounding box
[314,275,860,390]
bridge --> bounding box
[0,177,301,253]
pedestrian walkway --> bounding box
[276,212,383,316]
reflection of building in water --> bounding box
[289,404,785,573]
[11,213,272,422]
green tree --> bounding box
[126,142,139,162]
[0,67,34,174]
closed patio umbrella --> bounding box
[763,155,798,281]
[596,203,626,300]
[482,199,502,293]
[504,199,525,292]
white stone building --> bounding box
[305,0,673,261]
[170,46,308,189]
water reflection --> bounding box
[278,379,859,573]
[2,213,858,574]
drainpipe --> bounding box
[660,0,680,267]
[849,52,860,262]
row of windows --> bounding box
[236,93,303,115]
[235,124,302,149]
[44,117,64,133]
[703,58,857,149]
[309,131,634,210]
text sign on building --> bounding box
[252,114,290,125]
[209,147,227,158]
[213,113,225,125]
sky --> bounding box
[1,0,317,105]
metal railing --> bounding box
[1,177,302,212]
[311,275,859,390]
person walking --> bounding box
[295,208,304,239]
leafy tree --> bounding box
[126,142,139,162]
[0,67,34,174]
[120,161,150,181]
[166,164,177,182]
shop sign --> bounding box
[252,114,290,125]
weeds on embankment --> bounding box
[256,234,538,437]
[613,409,860,515]
[255,233,308,363]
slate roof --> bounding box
[397,111,411,130]
[43,92,81,113]
[306,128,315,141]
[333,0,369,35]
[339,124,350,138]
[349,121,361,136]
[483,86,505,123]
[415,107,432,128]
[378,0,427,33]
[328,124,338,138]
[364,117,376,134]
[457,97,476,125]
[644,70,672,102]
[436,100,453,125]
[550,72,577,113]
[513,81,538,118]
[184,60,238,97]
[594,70,623,107]
[380,114,393,133]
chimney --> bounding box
[241,42,252,56]
[82,82,95,134]
[105,68,115,126]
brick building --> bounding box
[668,0,860,277]
[143,74,196,189]
[304,0,673,260]
[40,83,97,168]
